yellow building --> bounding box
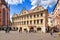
[12,6,48,32]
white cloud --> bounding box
[5,0,25,5]
[10,15,12,22]
[30,0,57,9]
[30,5,37,9]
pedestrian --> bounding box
[34,27,37,33]
[19,29,20,32]
[50,29,53,36]
[19,28,22,33]
[59,33,60,36]
[50,31,53,35]
[58,30,60,36]
[5,27,10,33]
[5,29,7,33]
[25,29,28,33]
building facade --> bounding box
[12,6,48,32]
[0,0,10,26]
[53,0,60,29]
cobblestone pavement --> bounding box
[0,31,60,40]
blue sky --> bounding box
[5,0,58,20]
[9,0,32,16]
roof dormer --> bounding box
[12,13,17,18]
[33,6,45,12]
[20,10,29,15]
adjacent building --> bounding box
[53,0,60,29]
[12,6,48,32]
[0,0,10,27]
[48,14,53,27]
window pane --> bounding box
[37,14,39,17]
[37,20,39,24]
[30,15,32,18]
[41,13,43,16]
[41,19,43,24]
[34,15,36,18]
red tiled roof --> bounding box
[28,9,34,13]
[28,6,45,13]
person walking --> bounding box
[50,29,53,36]
[19,27,22,33]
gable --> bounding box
[12,13,17,18]
[20,10,29,15]
[33,6,45,12]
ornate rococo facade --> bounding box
[12,6,48,32]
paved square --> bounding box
[0,31,60,40]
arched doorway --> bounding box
[37,27,41,31]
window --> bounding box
[27,21,29,24]
[58,9,60,11]
[51,21,52,23]
[58,14,60,16]
[37,14,39,17]
[30,15,32,18]
[22,21,23,25]
[24,11,26,13]
[21,21,23,25]
[22,17,23,20]
[40,13,43,16]
[37,20,39,24]
[34,15,36,18]
[37,8,39,10]
[37,27,41,31]
[27,16,29,19]
[24,21,26,25]
[24,16,26,19]
[40,19,43,24]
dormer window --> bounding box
[37,8,39,10]
[58,9,60,11]
[22,11,27,14]
[24,11,26,13]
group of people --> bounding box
[5,27,11,33]
[4,26,60,37]
[18,28,37,33]
[49,28,60,37]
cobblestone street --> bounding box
[0,31,60,40]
